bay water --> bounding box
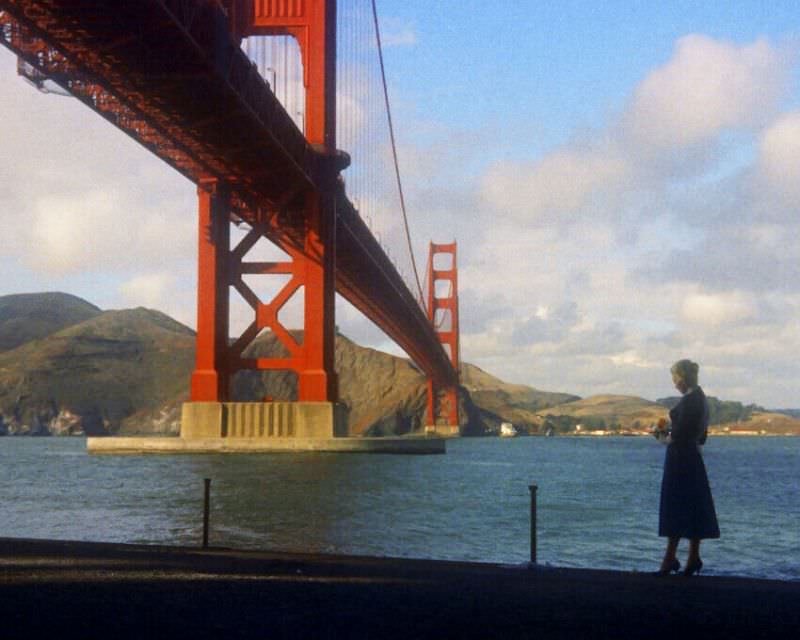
[1,436,797,581]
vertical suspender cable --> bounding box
[370,0,425,308]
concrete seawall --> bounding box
[1,537,797,638]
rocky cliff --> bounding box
[0,305,195,435]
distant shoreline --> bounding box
[2,431,799,439]
[567,431,799,437]
[494,431,800,438]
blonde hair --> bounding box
[671,359,699,387]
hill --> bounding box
[0,292,101,352]
[122,332,492,437]
[711,411,800,436]
[538,395,666,432]
[657,396,764,425]
[460,363,579,433]
[0,293,488,436]
[4,292,796,438]
[0,306,195,435]
[771,408,800,419]
[541,395,800,436]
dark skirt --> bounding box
[659,443,720,539]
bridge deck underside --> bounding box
[0,0,456,386]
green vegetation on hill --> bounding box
[0,306,195,435]
[539,394,666,432]
[0,292,100,352]
[657,396,763,425]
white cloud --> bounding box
[0,51,196,290]
[755,110,800,207]
[480,35,800,231]
[511,301,579,346]
[453,33,800,407]
[609,350,659,369]
[119,273,174,309]
[380,18,417,48]
[480,35,793,228]
[681,291,756,327]
[625,35,788,150]
[30,190,126,272]
[480,145,630,223]
[24,189,195,274]
[116,271,196,328]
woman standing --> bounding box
[656,359,720,576]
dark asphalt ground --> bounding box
[1,537,798,639]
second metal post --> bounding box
[529,484,538,564]
[202,478,211,549]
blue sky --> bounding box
[2,2,800,408]
[382,1,800,144]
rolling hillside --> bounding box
[0,292,101,352]
[0,293,479,436]
[460,363,579,432]
[2,292,798,437]
[0,306,195,435]
[538,394,666,431]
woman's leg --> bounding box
[682,538,704,575]
[687,538,701,565]
[660,536,680,572]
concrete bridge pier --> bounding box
[425,424,460,437]
[181,401,347,440]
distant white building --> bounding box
[500,422,517,437]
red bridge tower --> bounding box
[184,0,343,439]
[426,242,461,435]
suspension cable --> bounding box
[370,0,425,308]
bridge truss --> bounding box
[0,0,460,431]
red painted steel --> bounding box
[0,1,317,206]
[242,0,338,401]
[426,242,461,427]
[192,0,338,401]
[227,188,338,402]
[191,179,231,401]
[245,0,336,150]
[0,0,459,406]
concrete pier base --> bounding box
[87,435,445,454]
[180,401,348,439]
[425,424,460,437]
[87,401,445,454]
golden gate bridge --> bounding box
[0,0,461,448]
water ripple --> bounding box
[0,436,797,580]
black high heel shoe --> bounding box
[654,558,681,576]
[683,559,703,577]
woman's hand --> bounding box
[652,418,671,444]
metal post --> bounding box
[202,478,211,549]
[528,484,538,564]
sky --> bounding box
[2,1,800,408]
